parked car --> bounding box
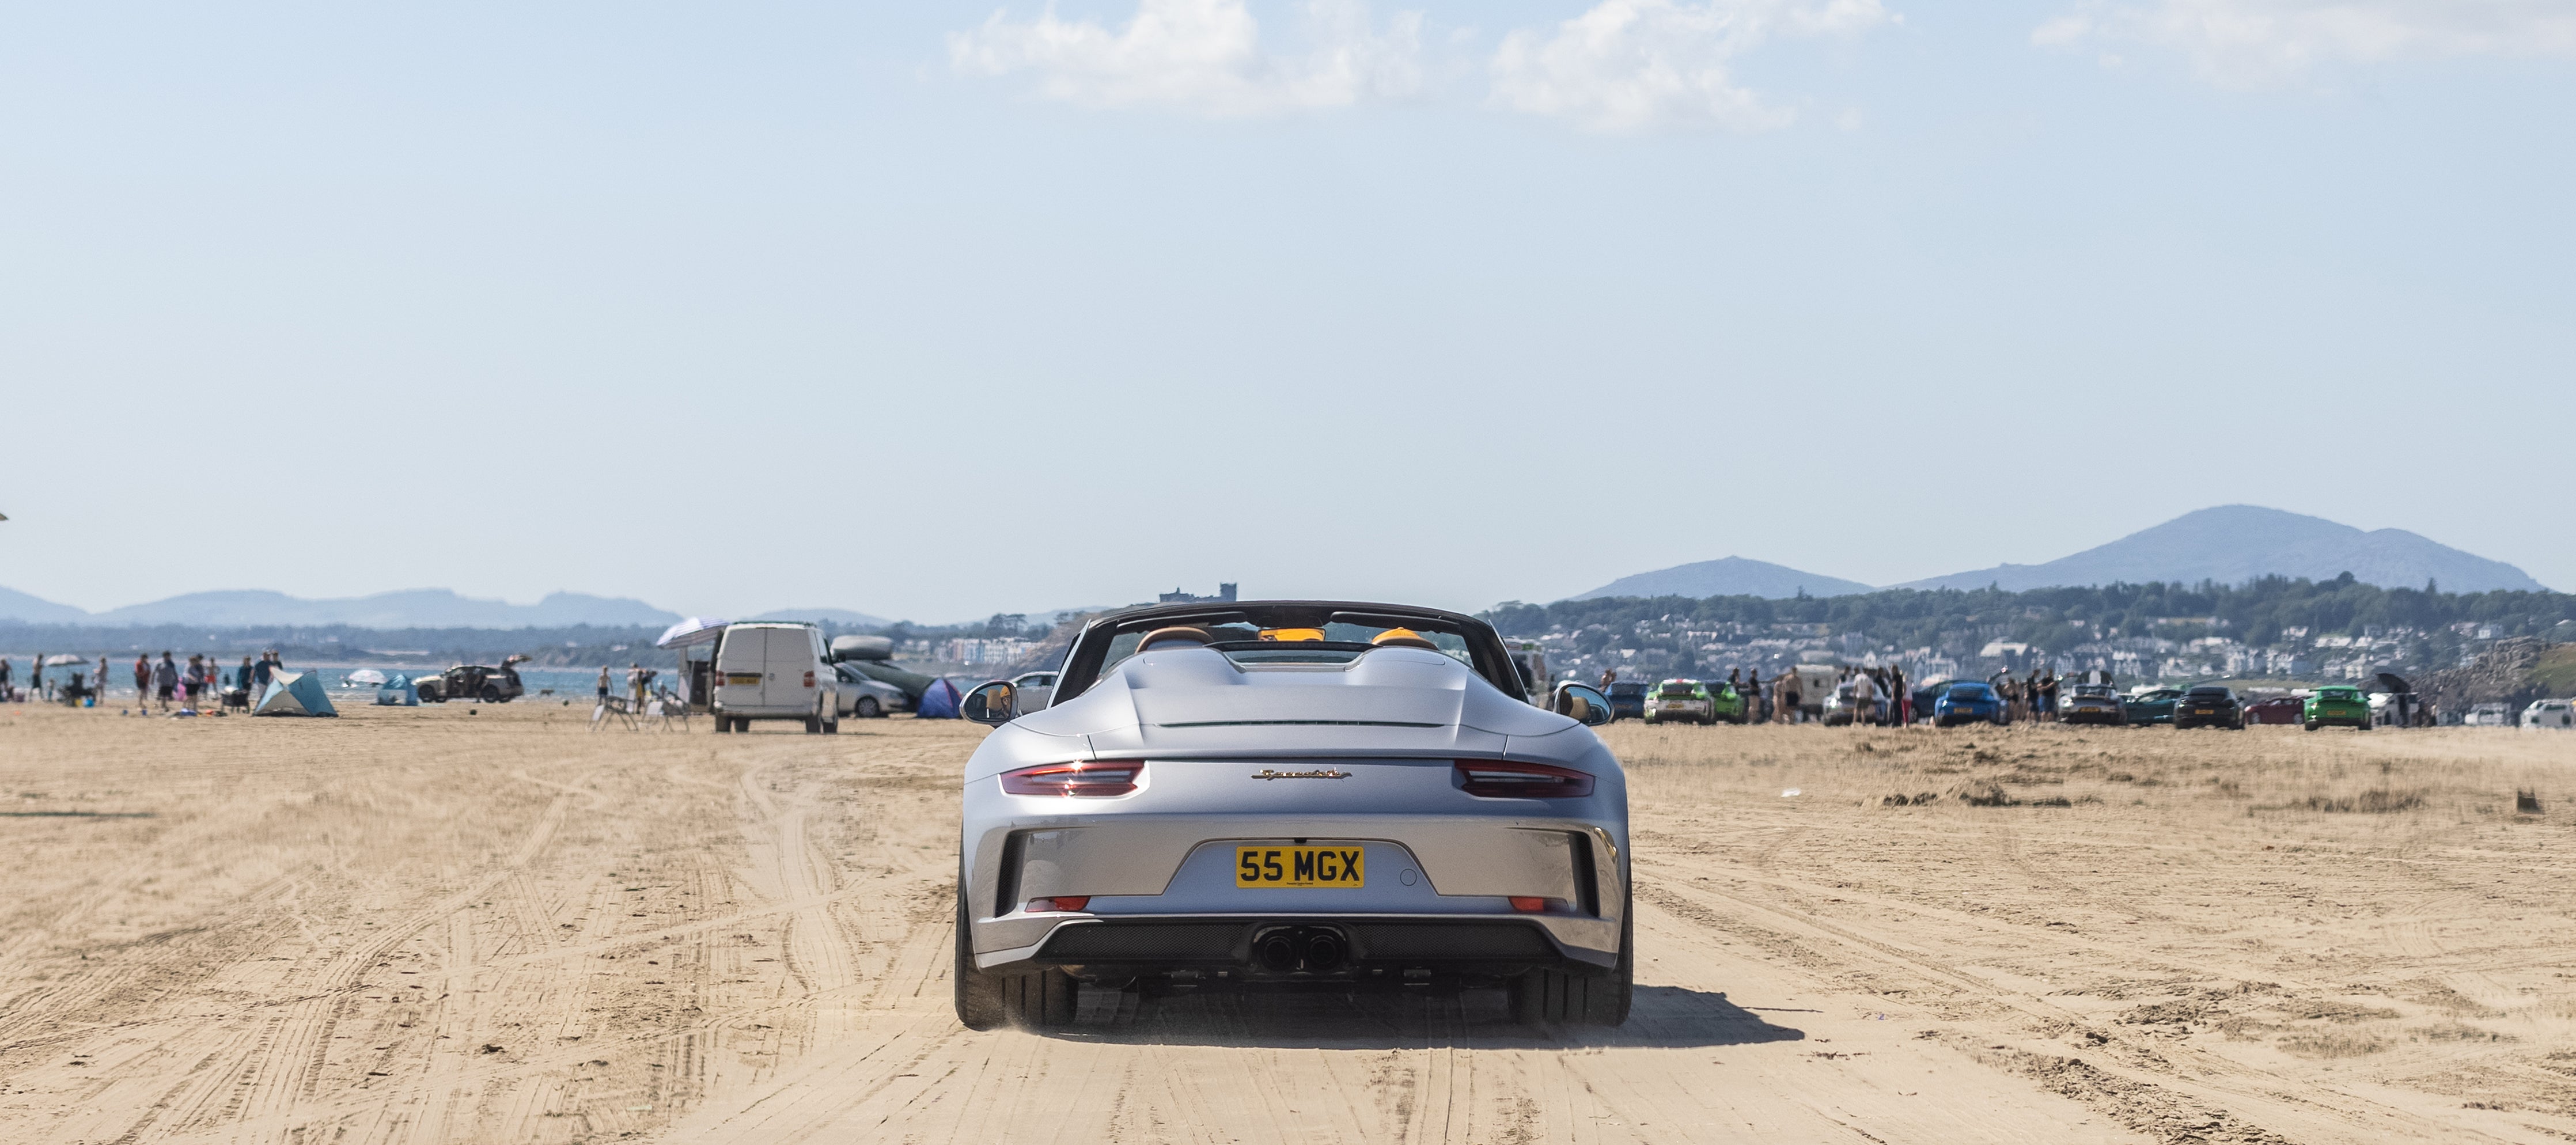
[416,657,527,703]
[710,622,840,734]
[1012,671,1059,712]
[2058,683,2127,725]
[2304,685,2371,731]
[1605,681,1649,721]
[1822,678,1885,726]
[2172,685,2244,730]
[2242,695,2305,725]
[2124,686,2184,726]
[1909,677,1953,723]
[2463,702,2514,726]
[1933,680,2006,727]
[952,600,1630,1030]
[1710,683,1749,724]
[2524,699,2575,730]
[831,663,908,718]
[1643,679,1717,725]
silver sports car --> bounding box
[955,600,1628,1030]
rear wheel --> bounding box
[953,882,1074,1030]
[1510,886,1632,1030]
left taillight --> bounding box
[1454,760,1594,799]
[998,761,1142,798]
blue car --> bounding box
[1933,680,2007,727]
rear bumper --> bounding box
[985,912,1611,981]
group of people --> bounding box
[1995,669,2060,722]
[0,650,290,710]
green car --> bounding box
[2124,687,2183,726]
[1710,683,1748,724]
[2303,686,2372,731]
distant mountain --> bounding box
[1897,506,2550,594]
[41,588,683,629]
[1569,557,1875,601]
[747,607,893,627]
[0,587,89,624]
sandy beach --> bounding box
[1,703,2569,1144]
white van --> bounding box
[2524,699,2574,730]
[711,623,840,734]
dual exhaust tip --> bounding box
[1253,926,1346,974]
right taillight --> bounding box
[999,761,1142,797]
[1454,760,1594,799]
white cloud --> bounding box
[949,0,1424,116]
[1489,0,1892,132]
[2035,0,2576,85]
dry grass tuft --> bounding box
[2278,1031,2390,1058]
[2293,788,2426,813]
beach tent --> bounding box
[376,673,419,706]
[344,669,388,688]
[256,672,340,717]
[916,677,963,719]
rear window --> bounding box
[2187,687,2230,697]
[1948,684,1988,697]
[1659,683,1698,697]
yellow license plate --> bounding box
[726,673,762,685]
[2195,708,2213,714]
[1236,846,1364,888]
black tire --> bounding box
[804,712,823,734]
[1510,884,1632,1030]
[480,685,502,703]
[954,880,1074,1030]
[855,696,881,719]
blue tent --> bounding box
[256,671,340,717]
[376,673,419,706]
[916,677,963,719]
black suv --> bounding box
[2172,685,2243,730]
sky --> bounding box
[2,0,2570,623]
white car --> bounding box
[2524,699,2574,730]
[953,601,1628,1031]
[710,622,840,734]
[832,664,907,718]
[1009,670,1058,712]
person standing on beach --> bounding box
[0,657,13,701]
[133,654,151,704]
[1778,673,1802,724]
[596,665,611,707]
[252,651,278,695]
[236,655,255,699]
[153,652,179,711]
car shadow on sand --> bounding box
[1040,984,1804,1050]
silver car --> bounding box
[954,601,1628,1030]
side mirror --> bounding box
[1552,683,1613,727]
[962,681,1016,726]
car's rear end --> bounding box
[956,631,1629,1031]
[1642,680,1711,725]
[2305,688,2370,730]
[2173,687,2242,729]
[961,755,1624,986]
[2058,685,2124,726]
[1605,683,1648,721]
[1934,683,2001,726]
